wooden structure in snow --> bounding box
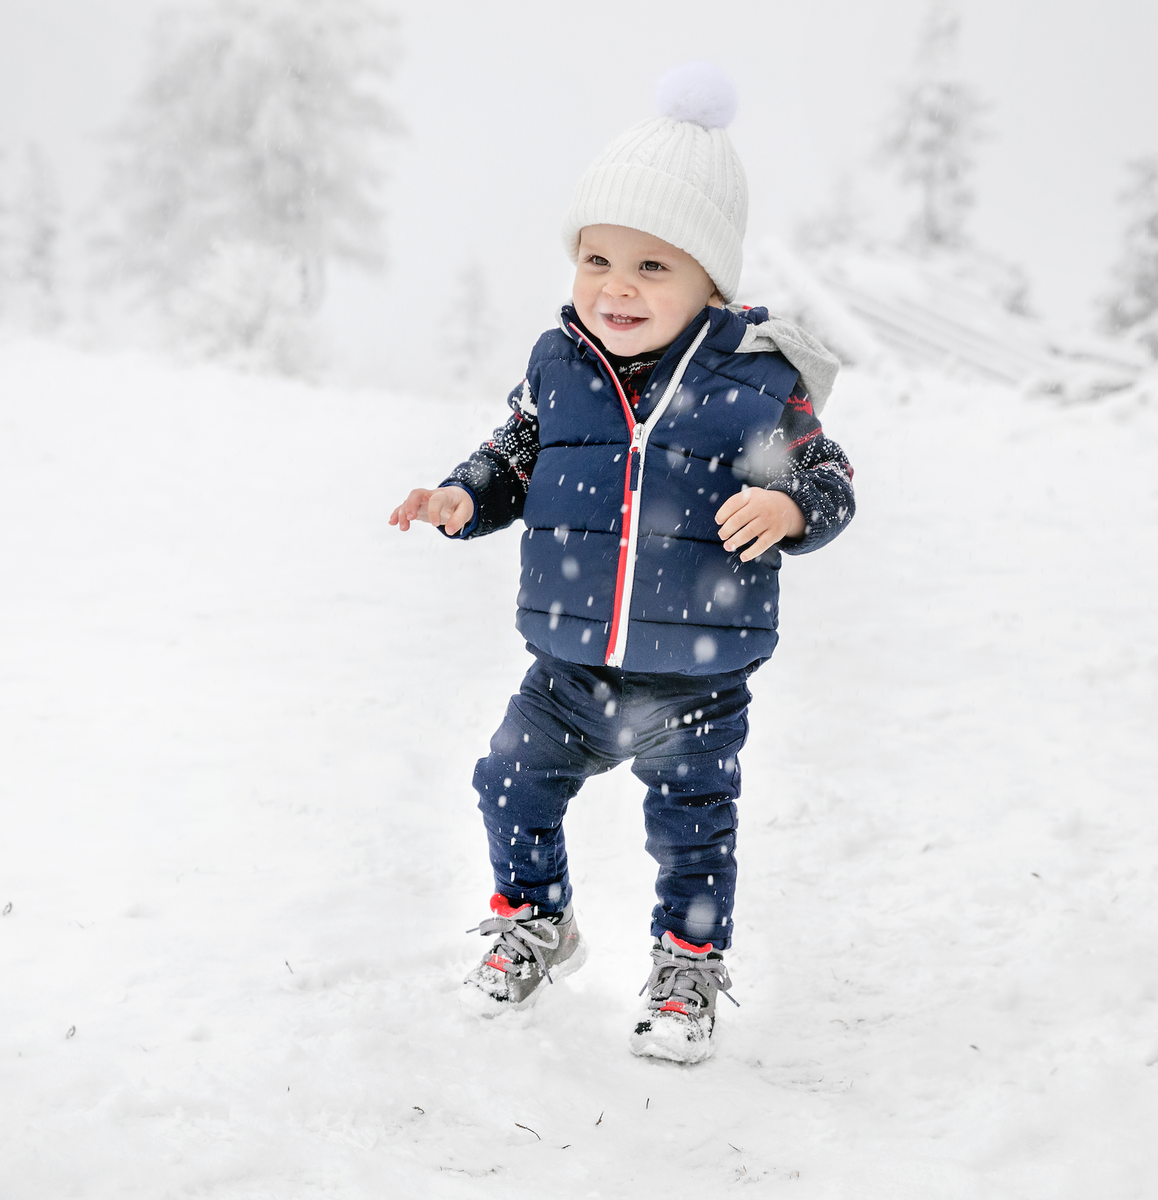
[740,237,1148,400]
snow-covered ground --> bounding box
[1,340,1156,1198]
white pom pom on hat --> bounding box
[655,61,739,129]
[561,62,748,302]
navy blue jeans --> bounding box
[473,650,753,949]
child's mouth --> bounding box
[602,313,646,328]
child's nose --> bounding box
[602,270,636,298]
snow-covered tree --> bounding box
[1101,155,1158,358]
[13,144,62,331]
[0,149,8,324]
[0,142,63,333]
[446,261,498,395]
[96,0,400,369]
[879,1,988,252]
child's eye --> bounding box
[640,260,666,273]
[588,255,610,267]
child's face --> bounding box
[573,225,721,356]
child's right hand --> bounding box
[389,486,476,536]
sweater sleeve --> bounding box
[439,378,541,539]
[762,379,856,555]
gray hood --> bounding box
[734,312,841,414]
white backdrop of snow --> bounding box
[1,341,1156,1197]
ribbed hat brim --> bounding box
[561,162,744,303]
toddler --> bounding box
[391,63,855,1063]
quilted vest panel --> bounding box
[516,307,800,675]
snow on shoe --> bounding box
[630,931,738,1063]
[462,892,585,1014]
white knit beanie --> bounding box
[561,62,748,303]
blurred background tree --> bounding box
[95,0,400,372]
[446,260,501,399]
[878,1,987,253]
[874,0,1030,316]
[0,142,62,334]
[1101,155,1158,359]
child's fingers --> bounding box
[427,491,454,528]
[738,530,778,562]
[390,487,473,534]
[713,489,749,527]
[428,487,474,534]
[442,498,466,534]
[390,501,415,530]
[716,501,756,546]
[721,514,765,553]
[391,489,433,532]
[387,486,470,535]
[454,496,476,533]
[434,487,470,535]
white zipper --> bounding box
[605,319,712,668]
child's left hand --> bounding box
[715,486,806,561]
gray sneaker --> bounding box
[462,892,586,1014]
[629,931,739,1063]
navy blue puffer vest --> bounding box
[516,304,800,675]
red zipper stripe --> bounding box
[605,452,636,661]
[568,323,636,665]
[569,323,634,423]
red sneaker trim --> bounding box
[659,1001,688,1014]
[485,954,510,973]
[668,934,713,954]
[490,892,532,919]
